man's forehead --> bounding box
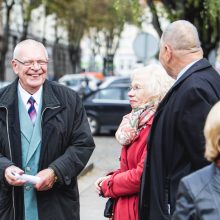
[17,45,47,59]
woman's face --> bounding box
[128,74,152,109]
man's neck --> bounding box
[172,53,203,79]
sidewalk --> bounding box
[78,135,121,220]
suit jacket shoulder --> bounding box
[180,164,214,198]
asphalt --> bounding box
[78,135,121,220]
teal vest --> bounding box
[18,91,42,220]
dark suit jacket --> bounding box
[139,58,220,220]
[172,163,220,220]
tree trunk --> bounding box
[0,0,15,80]
[52,40,62,80]
[103,54,114,76]
[68,44,81,73]
[20,22,29,41]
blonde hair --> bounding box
[131,63,174,102]
[204,101,220,161]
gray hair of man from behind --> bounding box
[131,63,174,102]
[13,39,49,59]
[204,101,220,162]
[161,20,201,51]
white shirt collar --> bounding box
[176,60,199,81]
[18,83,43,113]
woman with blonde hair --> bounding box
[173,101,220,220]
[95,63,174,220]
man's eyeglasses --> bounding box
[15,58,48,67]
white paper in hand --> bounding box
[12,172,40,184]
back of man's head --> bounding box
[162,20,201,52]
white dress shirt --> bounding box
[176,60,200,81]
[18,83,42,113]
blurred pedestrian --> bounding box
[95,64,174,220]
[173,101,220,220]
[139,20,220,220]
[0,39,95,220]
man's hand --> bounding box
[5,165,26,186]
[34,168,56,191]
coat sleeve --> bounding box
[0,155,14,184]
[101,146,147,198]
[177,84,214,169]
[172,179,196,220]
[48,94,95,186]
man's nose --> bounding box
[31,61,41,70]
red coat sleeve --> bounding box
[101,144,147,198]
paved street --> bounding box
[79,134,121,220]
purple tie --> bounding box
[28,96,37,124]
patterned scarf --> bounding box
[115,99,159,146]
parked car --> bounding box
[81,72,105,81]
[83,84,131,135]
[99,76,130,89]
[58,73,101,97]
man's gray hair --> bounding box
[161,20,201,51]
[13,39,48,59]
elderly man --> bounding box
[139,20,220,220]
[0,39,95,220]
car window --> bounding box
[65,79,81,86]
[122,87,129,100]
[109,78,130,86]
[95,88,121,100]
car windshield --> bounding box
[95,88,121,100]
[65,79,82,86]
[109,78,130,86]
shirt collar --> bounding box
[18,83,42,107]
[176,60,199,81]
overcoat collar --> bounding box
[157,58,211,111]
[0,78,64,167]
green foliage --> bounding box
[43,0,89,45]
[201,0,220,28]
[149,0,220,57]
[20,0,41,23]
[87,0,142,47]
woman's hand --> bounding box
[95,176,111,195]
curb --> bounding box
[79,163,94,177]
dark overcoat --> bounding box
[0,79,95,220]
[139,58,220,220]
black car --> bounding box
[83,85,131,135]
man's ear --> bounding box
[11,60,18,75]
[164,44,172,63]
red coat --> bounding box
[101,117,153,220]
